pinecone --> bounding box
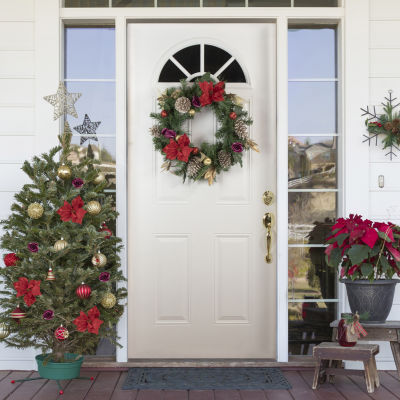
[234,119,248,140]
[187,157,203,179]
[175,97,191,114]
[218,150,232,169]
[384,122,394,132]
[149,125,161,137]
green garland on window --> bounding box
[149,73,259,185]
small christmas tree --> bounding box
[0,101,126,361]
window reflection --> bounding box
[288,136,337,189]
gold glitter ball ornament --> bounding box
[189,109,196,117]
[93,173,106,185]
[203,157,212,166]
[54,238,68,251]
[92,253,107,268]
[101,292,116,309]
[0,322,10,340]
[57,164,71,180]
[27,203,44,219]
[86,200,101,215]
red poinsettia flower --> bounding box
[73,306,103,335]
[199,81,225,107]
[163,134,194,163]
[57,195,87,224]
[4,253,19,267]
[14,277,41,307]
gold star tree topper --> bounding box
[43,82,82,120]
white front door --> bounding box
[127,23,277,358]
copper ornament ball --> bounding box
[27,203,44,219]
[54,238,68,251]
[0,322,10,340]
[161,110,168,118]
[86,200,101,215]
[91,253,107,268]
[203,157,212,166]
[57,164,71,180]
[229,111,237,120]
[93,173,105,185]
[101,292,116,309]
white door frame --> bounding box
[32,0,370,364]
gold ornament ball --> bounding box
[86,201,101,215]
[175,134,182,141]
[203,157,212,166]
[93,173,105,185]
[27,203,44,219]
[0,322,10,340]
[101,292,116,309]
[92,253,107,268]
[189,109,196,117]
[57,164,71,180]
[54,239,68,251]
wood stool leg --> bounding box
[312,359,324,390]
[371,356,380,388]
[363,360,375,393]
[390,341,400,381]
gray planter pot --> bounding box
[341,279,398,324]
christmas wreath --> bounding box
[361,90,400,159]
[149,73,259,185]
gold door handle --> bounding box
[263,212,272,264]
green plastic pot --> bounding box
[36,353,84,380]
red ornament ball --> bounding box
[11,307,26,322]
[59,390,64,395]
[100,223,112,239]
[76,283,91,299]
[54,325,69,341]
[4,253,19,267]
[192,147,199,155]
[229,112,237,120]
[161,110,168,118]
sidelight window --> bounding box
[287,27,339,356]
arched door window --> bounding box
[158,43,247,83]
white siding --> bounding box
[0,0,36,370]
[369,0,400,370]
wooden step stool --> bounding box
[312,342,380,393]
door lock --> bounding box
[263,191,273,206]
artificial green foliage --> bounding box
[0,124,126,361]
[150,73,256,184]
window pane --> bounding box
[289,82,337,134]
[217,60,246,83]
[289,302,336,355]
[65,82,116,135]
[113,0,153,5]
[174,45,200,75]
[205,45,231,75]
[248,0,290,5]
[70,136,116,189]
[64,0,109,6]
[288,136,337,189]
[295,0,337,6]
[159,59,187,82]
[204,0,245,6]
[158,0,199,6]
[65,27,115,79]
[289,29,336,79]
[288,247,336,301]
[288,192,336,244]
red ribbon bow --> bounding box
[163,134,194,163]
[199,81,225,107]
[73,306,104,335]
[57,195,87,225]
[14,277,42,307]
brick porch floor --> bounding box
[0,368,399,399]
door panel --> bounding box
[128,23,276,358]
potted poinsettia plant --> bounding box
[325,214,400,323]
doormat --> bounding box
[122,367,291,390]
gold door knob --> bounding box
[263,212,272,264]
